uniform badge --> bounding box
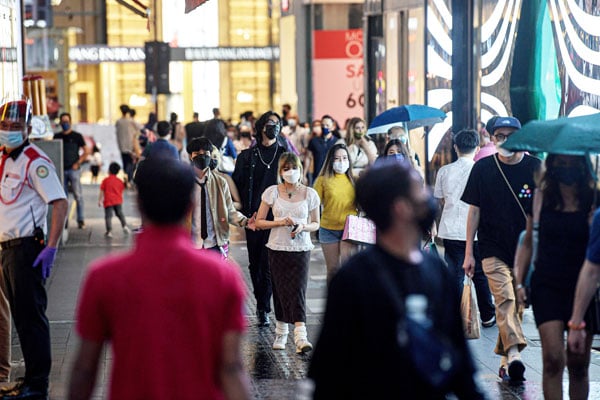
[36,165,49,178]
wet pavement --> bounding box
[5,179,600,399]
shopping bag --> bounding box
[341,215,376,245]
[461,276,481,339]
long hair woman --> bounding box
[515,154,595,399]
[313,144,357,283]
[255,152,320,353]
[345,117,377,179]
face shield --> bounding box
[0,97,32,149]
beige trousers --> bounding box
[482,257,527,356]
[0,264,10,381]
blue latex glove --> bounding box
[33,246,57,279]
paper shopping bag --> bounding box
[461,276,481,339]
[341,215,376,245]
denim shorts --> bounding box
[319,227,344,244]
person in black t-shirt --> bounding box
[309,161,483,399]
[54,112,88,228]
[461,116,541,382]
[232,111,287,327]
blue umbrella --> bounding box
[367,104,447,134]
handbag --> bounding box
[460,276,481,339]
[341,215,376,245]
[375,254,461,390]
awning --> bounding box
[185,0,209,13]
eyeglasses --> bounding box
[494,133,511,142]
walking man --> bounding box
[461,116,541,381]
[233,111,287,327]
[309,161,483,399]
[434,129,496,327]
[187,137,250,255]
[0,98,68,400]
[115,104,140,184]
[54,112,88,228]
[69,157,250,400]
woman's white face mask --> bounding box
[282,169,300,184]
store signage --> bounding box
[0,47,18,62]
[312,29,364,124]
[174,46,280,61]
[69,46,146,64]
[69,45,280,64]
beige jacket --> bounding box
[191,171,248,247]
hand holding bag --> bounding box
[461,276,481,339]
[342,215,376,245]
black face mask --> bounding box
[192,154,211,170]
[264,123,280,140]
[209,158,218,170]
[553,166,586,186]
[413,194,438,235]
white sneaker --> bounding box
[272,334,288,350]
[105,231,113,238]
[123,226,130,235]
[295,339,313,354]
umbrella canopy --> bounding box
[367,104,447,134]
[502,113,600,155]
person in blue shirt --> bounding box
[142,120,179,161]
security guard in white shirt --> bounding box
[0,98,67,400]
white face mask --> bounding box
[332,160,349,174]
[282,169,300,184]
[0,129,25,148]
[495,143,514,158]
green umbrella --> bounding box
[502,113,600,155]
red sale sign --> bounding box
[312,29,364,124]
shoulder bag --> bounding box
[374,253,461,390]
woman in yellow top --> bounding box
[313,143,357,282]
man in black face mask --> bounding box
[187,138,251,257]
[309,161,483,399]
[233,111,288,327]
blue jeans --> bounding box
[64,168,84,222]
[443,239,495,321]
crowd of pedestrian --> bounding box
[2,96,600,399]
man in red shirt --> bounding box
[98,162,129,238]
[69,158,251,400]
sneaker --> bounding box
[508,359,526,381]
[498,365,510,381]
[295,339,313,354]
[105,231,113,238]
[77,221,85,229]
[272,334,288,350]
[123,226,130,235]
[482,316,496,328]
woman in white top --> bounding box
[345,117,378,179]
[255,152,320,354]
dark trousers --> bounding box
[121,152,135,183]
[1,239,50,390]
[245,228,272,313]
[443,239,495,321]
[104,204,127,232]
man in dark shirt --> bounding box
[54,112,88,229]
[305,115,337,183]
[461,116,541,382]
[142,121,179,161]
[232,111,287,327]
[309,161,483,399]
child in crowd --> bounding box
[98,162,130,238]
[89,144,102,184]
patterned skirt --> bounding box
[268,249,310,323]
